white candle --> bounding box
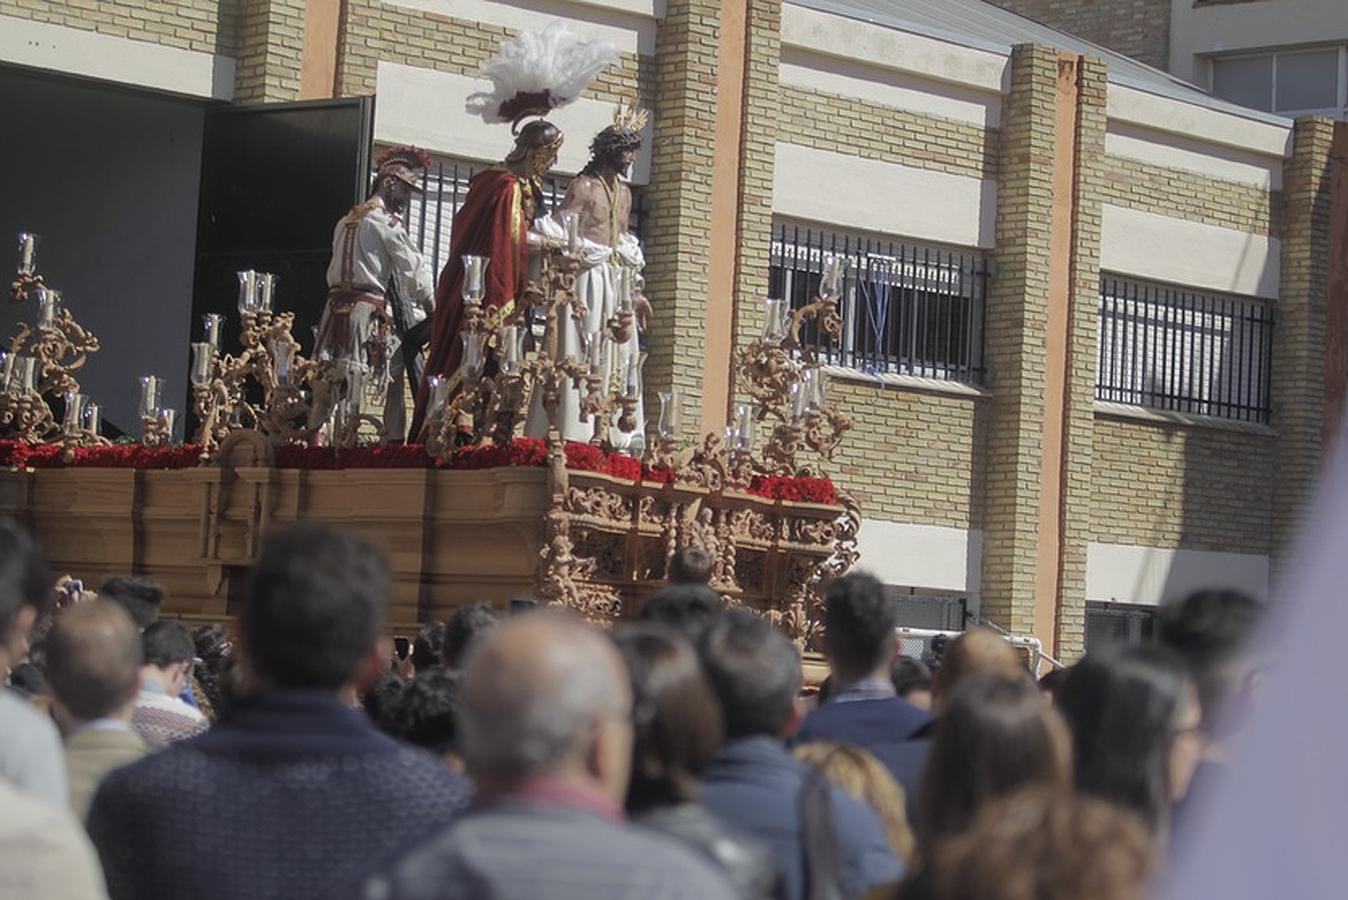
[462,256,488,306]
[237,270,257,314]
[500,325,522,375]
[35,288,59,329]
[190,343,214,387]
[624,353,641,398]
[202,314,224,350]
[158,408,176,442]
[0,352,13,391]
[735,404,754,451]
[561,212,579,253]
[256,273,276,312]
[15,358,36,393]
[83,402,101,436]
[139,375,162,419]
[762,297,787,343]
[819,253,844,301]
[17,233,36,275]
[63,392,86,435]
[272,340,294,385]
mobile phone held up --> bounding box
[393,636,410,661]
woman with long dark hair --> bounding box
[1055,646,1203,841]
[613,623,777,900]
[917,673,1072,848]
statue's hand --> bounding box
[634,292,653,332]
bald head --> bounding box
[459,612,632,793]
[938,627,1027,709]
[46,600,142,722]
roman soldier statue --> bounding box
[310,145,434,443]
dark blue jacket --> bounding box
[701,736,904,900]
[795,696,932,811]
[88,690,472,900]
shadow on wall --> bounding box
[0,67,206,437]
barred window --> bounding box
[769,223,988,385]
[389,155,647,278]
[1096,277,1273,423]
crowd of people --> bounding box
[0,524,1267,900]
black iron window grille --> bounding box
[769,223,988,385]
[1096,276,1273,423]
[392,158,648,279]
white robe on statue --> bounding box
[525,216,645,450]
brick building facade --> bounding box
[1,0,1344,660]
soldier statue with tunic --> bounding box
[310,145,435,444]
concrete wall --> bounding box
[0,71,203,437]
[1170,0,1348,83]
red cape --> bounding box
[408,169,540,439]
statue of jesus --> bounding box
[526,107,650,449]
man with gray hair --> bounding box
[353,611,738,900]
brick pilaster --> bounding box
[1054,56,1107,661]
[1272,117,1338,555]
[642,0,720,427]
[235,0,306,103]
[729,0,781,376]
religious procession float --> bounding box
[0,24,860,642]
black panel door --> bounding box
[189,98,373,414]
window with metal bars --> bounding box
[769,222,988,385]
[390,156,648,279]
[1096,276,1273,423]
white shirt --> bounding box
[0,779,108,899]
[326,197,435,319]
[0,687,68,808]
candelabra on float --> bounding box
[189,271,321,456]
[1,233,103,448]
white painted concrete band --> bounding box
[773,143,996,249]
[858,519,982,594]
[0,15,234,101]
[374,62,652,183]
[779,49,1002,129]
[1105,122,1283,191]
[387,0,658,56]
[1100,205,1281,299]
[1107,84,1292,158]
[781,5,1009,93]
[1087,542,1269,606]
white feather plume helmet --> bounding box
[466,22,621,130]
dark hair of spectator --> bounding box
[7,662,47,698]
[667,546,713,585]
[99,576,165,630]
[46,601,142,721]
[0,519,53,640]
[613,623,724,813]
[638,583,724,645]
[443,602,499,669]
[413,621,446,673]
[891,656,932,698]
[920,673,1071,845]
[1037,666,1070,698]
[1055,646,1192,835]
[389,668,458,755]
[1157,589,1264,736]
[823,573,899,681]
[242,523,389,689]
[698,607,801,739]
[142,620,195,668]
[192,623,233,713]
[900,787,1153,900]
[362,669,406,732]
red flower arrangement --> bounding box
[747,474,840,506]
[0,438,841,505]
